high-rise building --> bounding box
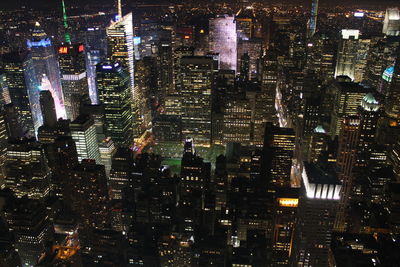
[357,93,381,166]
[68,159,110,229]
[0,109,7,186]
[237,38,263,79]
[70,114,101,164]
[364,36,400,90]
[307,0,319,37]
[0,51,34,136]
[99,137,116,176]
[27,22,65,120]
[84,26,107,104]
[58,43,88,120]
[108,147,134,200]
[330,79,371,136]
[222,94,252,144]
[3,197,53,267]
[180,56,213,146]
[383,8,400,36]
[385,51,400,119]
[308,125,329,163]
[39,90,57,128]
[209,15,237,71]
[262,123,295,190]
[106,12,135,97]
[96,62,133,146]
[236,7,254,40]
[180,139,211,194]
[158,40,174,97]
[333,31,357,80]
[334,116,360,232]
[271,188,299,266]
[4,138,51,199]
[290,162,341,266]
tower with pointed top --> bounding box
[61,0,71,43]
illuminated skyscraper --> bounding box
[291,162,341,266]
[70,114,101,164]
[27,22,65,120]
[106,12,135,97]
[0,51,34,136]
[96,62,133,146]
[158,40,174,98]
[0,109,7,186]
[209,15,237,71]
[58,43,88,120]
[334,116,360,232]
[4,138,51,199]
[262,123,295,190]
[330,79,371,136]
[84,26,107,104]
[307,0,319,37]
[222,94,252,144]
[180,56,213,146]
[99,137,116,176]
[335,29,360,81]
[109,147,134,200]
[3,197,53,267]
[68,159,110,229]
[383,7,400,36]
[271,188,299,266]
[385,52,400,119]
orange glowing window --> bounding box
[184,35,190,39]
[278,198,298,207]
[390,120,398,127]
[78,44,84,52]
[58,46,68,54]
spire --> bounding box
[61,0,71,43]
[117,0,122,20]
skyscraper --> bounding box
[1,51,34,136]
[58,43,88,120]
[180,56,213,146]
[291,162,341,266]
[39,90,57,128]
[96,62,133,146]
[3,197,53,267]
[27,22,65,120]
[4,138,51,199]
[330,79,371,136]
[209,15,237,72]
[271,188,299,266]
[262,123,295,190]
[307,0,319,37]
[334,29,360,81]
[334,116,360,232]
[383,8,400,36]
[70,114,101,164]
[106,12,135,96]
[385,51,400,119]
[68,159,110,229]
[108,147,134,200]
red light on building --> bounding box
[58,46,68,54]
[78,44,84,53]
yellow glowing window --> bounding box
[278,198,298,207]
